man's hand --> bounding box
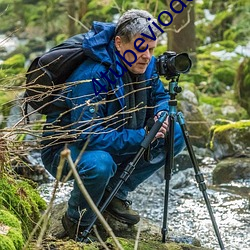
[154,111,169,139]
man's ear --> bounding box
[115,36,122,51]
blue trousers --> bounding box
[41,123,185,226]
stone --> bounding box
[213,157,250,184]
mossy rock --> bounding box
[0,174,47,239]
[209,120,250,160]
[0,209,24,250]
[213,157,250,184]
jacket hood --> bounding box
[82,21,116,65]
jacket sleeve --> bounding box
[65,61,146,156]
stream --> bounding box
[38,155,250,250]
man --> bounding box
[41,9,185,241]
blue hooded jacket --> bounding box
[43,21,170,156]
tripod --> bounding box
[162,77,225,249]
[82,77,225,250]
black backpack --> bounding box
[24,34,87,115]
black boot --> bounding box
[103,193,140,225]
[61,213,97,242]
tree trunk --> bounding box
[166,0,196,62]
[67,0,77,36]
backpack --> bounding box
[24,34,87,115]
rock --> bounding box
[170,168,193,189]
[209,120,250,160]
[44,202,211,250]
[213,157,250,184]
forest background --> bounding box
[0,0,250,126]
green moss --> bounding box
[0,175,47,239]
[7,228,24,249]
[1,54,25,69]
[199,95,224,107]
[0,209,21,229]
[106,237,207,250]
[213,67,235,86]
[213,120,250,133]
[0,235,16,250]
[0,209,24,249]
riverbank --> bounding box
[38,155,250,250]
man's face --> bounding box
[115,34,157,74]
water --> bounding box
[38,157,250,250]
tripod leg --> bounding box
[177,112,225,250]
[81,112,168,240]
[162,114,175,243]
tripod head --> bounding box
[168,76,182,100]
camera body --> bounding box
[156,51,192,79]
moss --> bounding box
[1,54,25,69]
[7,228,24,249]
[213,120,250,133]
[0,209,24,249]
[213,67,235,86]
[0,235,16,250]
[0,175,47,239]
[0,209,21,229]
[106,237,208,250]
[199,95,224,107]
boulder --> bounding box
[213,157,250,184]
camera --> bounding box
[156,51,192,79]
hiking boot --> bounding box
[105,196,140,225]
[61,213,97,243]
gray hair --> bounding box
[115,9,161,43]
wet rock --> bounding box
[213,157,250,184]
[45,202,210,250]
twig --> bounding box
[61,148,124,250]
[93,225,110,250]
[134,218,142,250]
[68,14,90,31]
